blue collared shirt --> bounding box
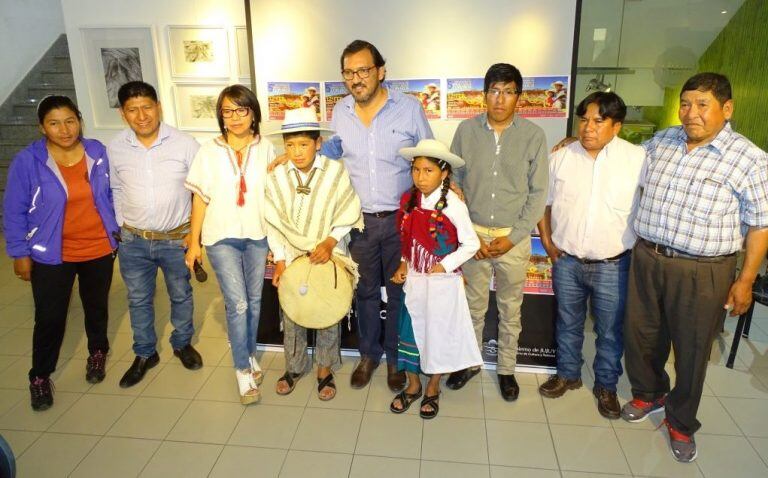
[321,89,433,213]
[634,123,768,256]
[108,122,200,231]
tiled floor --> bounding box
[2,240,768,477]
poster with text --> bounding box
[324,81,347,122]
[267,81,321,120]
[517,75,569,118]
[446,77,485,119]
[386,78,441,119]
[525,237,554,295]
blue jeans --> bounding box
[551,253,630,391]
[206,238,268,370]
[118,228,194,358]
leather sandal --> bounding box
[390,387,423,414]
[317,373,337,401]
[276,371,302,395]
[420,393,440,419]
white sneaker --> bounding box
[249,355,264,385]
[235,369,260,405]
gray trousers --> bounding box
[283,314,342,375]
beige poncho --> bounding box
[264,154,364,283]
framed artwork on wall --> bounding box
[235,26,251,79]
[173,83,226,131]
[80,26,159,128]
[168,26,230,79]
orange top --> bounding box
[58,156,112,262]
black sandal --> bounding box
[420,393,440,419]
[390,387,423,414]
[317,373,336,401]
[276,371,301,395]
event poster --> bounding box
[385,78,441,119]
[267,81,321,120]
[446,77,485,119]
[525,237,554,295]
[446,75,569,120]
[517,75,569,118]
[324,81,347,122]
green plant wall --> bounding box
[698,0,768,149]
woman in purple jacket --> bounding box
[3,96,119,411]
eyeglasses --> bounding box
[341,66,377,81]
[487,88,519,99]
[221,107,250,118]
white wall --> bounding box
[60,0,577,147]
[250,0,577,149]
[60,0,246,143]
[0,0,65,104]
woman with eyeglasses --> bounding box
[184,85,278,404]
[3,95,119,411]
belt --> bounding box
[567,249,631,264]
[641,239,735,261]
[122,222,190,241]
[473,224,512,238]
[363,210,397,218]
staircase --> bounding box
[0,34,76,226]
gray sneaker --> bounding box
[620,396,665,422]
[663,419,697,463]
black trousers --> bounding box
[29,253,115,380]
[348,213,403,364]
[624,241,736,435]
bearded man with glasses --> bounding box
[318,40,434,392]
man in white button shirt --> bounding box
[537,92,645,419]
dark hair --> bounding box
[282,130,320,142]
[37,95,82,124]
[117,81,158,107]
[405,157,452,227]
[483,63,523,94]
[576,92,627,123]
[680,72,732,105]
[216,85,261,137]
[340,40,386,71]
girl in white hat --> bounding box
[389,139,482,418]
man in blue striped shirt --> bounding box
[108,81,203,389]
[322,40,433,391]
[622,73,768,462]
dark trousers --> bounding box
[29,253,115,380]
[624,241,736,435]
[349,213,402,364]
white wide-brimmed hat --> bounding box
[266,107,334,135]
[399,139,465,169]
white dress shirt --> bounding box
[547,136,645,260]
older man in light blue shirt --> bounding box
[108,81,202,389]
[321,40,433,391]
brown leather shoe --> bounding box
[350,357,379,389]
[387,364,406,392]
[593,386,621,419]
[538,375,582,398]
